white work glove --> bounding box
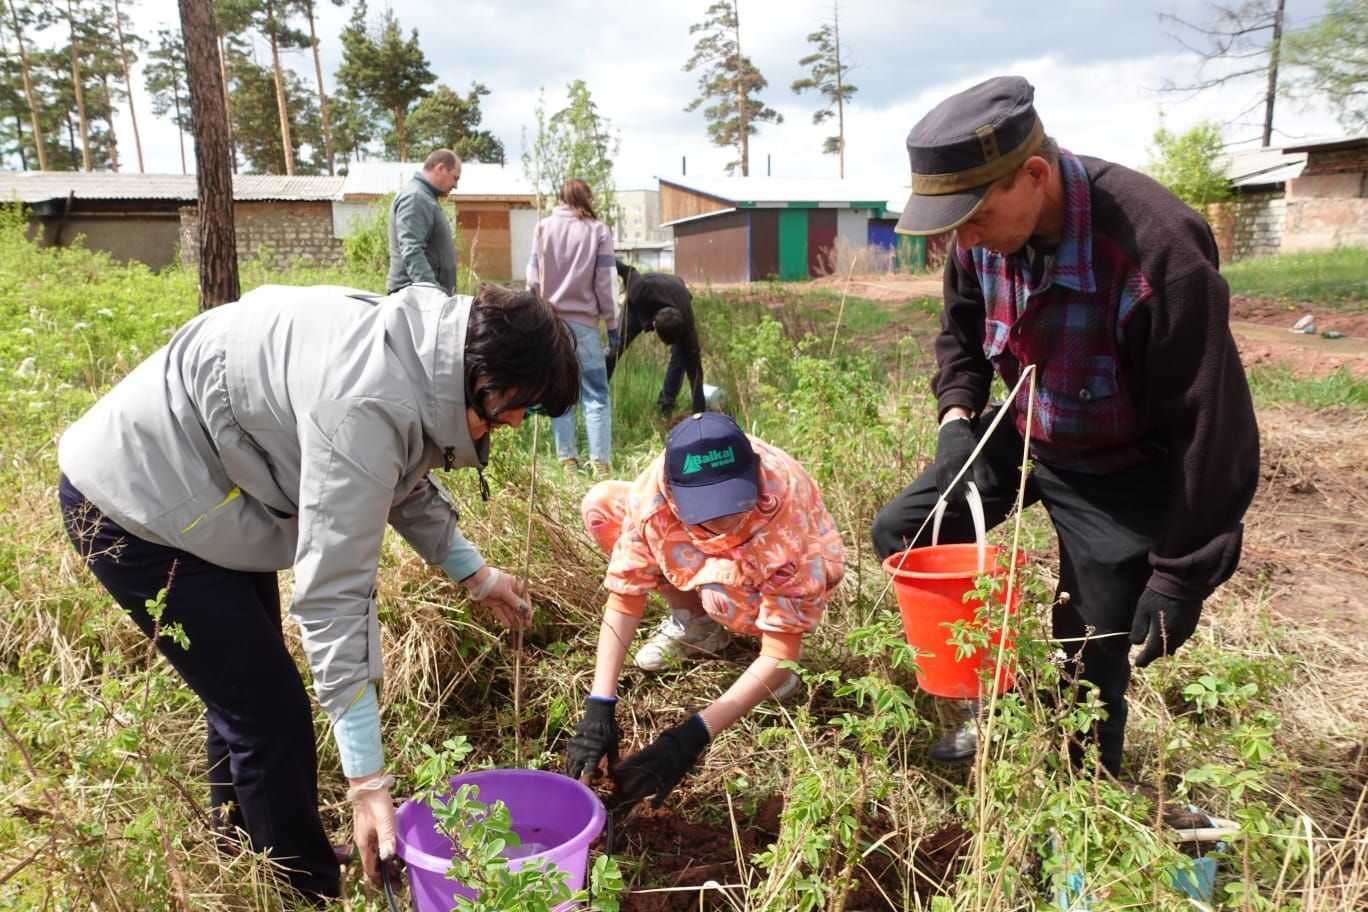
[462,566,531,629]
[348,773,397,886]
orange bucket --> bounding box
[881,484,1023,699]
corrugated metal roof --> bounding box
[0,170,344,203]
[659,174,906,207]
[1224,147,1306,189]
[340,161,534,199]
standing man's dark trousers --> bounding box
[58,476,340,900]
[658,341,704,414]
[870,415,1173,775]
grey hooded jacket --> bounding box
[58,284,487,719]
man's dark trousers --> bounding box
[59,475,340,899]
[870,415,1173,775]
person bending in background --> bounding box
[528,179,618,473]
[566,412,845,807]
[57,282,579,901]
[870,76,1259,775]
[607,259,707,417]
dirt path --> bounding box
[808,274,1368,379]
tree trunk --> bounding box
[835,9,845,179]
[65,0,92,171]
[11,114,26,169]
[5,0,47,170]
[265,1,294,175]
[303,0,333,174]
[733,0,747,177]
[102,73,120,171]
[112,0,144,171]
[216,30,237,172]
[394,105,407,162]
[178,0,239,310]
[172,56,188,174]
[1262,0,1284,147]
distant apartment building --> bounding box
[611,188,673,272]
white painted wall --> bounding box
[509,208,540,284]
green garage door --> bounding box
[777,209,808,281]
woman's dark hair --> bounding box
[653,306,685,345]
[464,283,580,420]
[558,178,597,221]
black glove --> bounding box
[566,696,621,782]
[933,417,983,501]
[611,714,710,809]
[1129,589,1203,668]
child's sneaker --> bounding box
[634,614,731,671]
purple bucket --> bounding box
[395,768,606,912]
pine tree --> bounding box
[226,49,322,174]
[3,0,48,168]
[299,0,344,174]
[682,0,781,176]
[145,27,192,173]
[334,0,434,162]
[791,4,857,177]
[219,0,310,174]
[111,0,145,171]
[405,82,504,164]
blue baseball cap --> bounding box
[665,413,759,526]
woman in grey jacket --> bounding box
[57,282,578,900]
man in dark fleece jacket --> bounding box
[607,259,707,415]
[871,76,1259,776]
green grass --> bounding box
[1247,364,1368,410]
[1223,246,1368,311]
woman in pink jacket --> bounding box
[527,179,617,472]
[566,412,845,807]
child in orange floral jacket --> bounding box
[566,412,845,808]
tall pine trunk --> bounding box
[178,0,239,309]
[265,0,295,175]
[303,0,333,174]
[732,0,747,176]
[65,0,92,170]
[5,0,47,169]
[101,72,120,171]
[216,30,237,172]
[112,0,144,171]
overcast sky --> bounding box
[104,0,1347,190]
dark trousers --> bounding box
[58,475,340,899]
[870,417,1172,775]
[658,341,703,413]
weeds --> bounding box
[1224,246,1368,311]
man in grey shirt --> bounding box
[387,148,461,294]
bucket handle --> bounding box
[931,482,987,574]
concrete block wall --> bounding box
[179,201,344,269]
[1229,192,1286,262]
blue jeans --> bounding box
[553,321,612,465]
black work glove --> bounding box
[610,714,710,809]
[933,416,984,501]
[566,696,621,782]
[1129,589,1203,668]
